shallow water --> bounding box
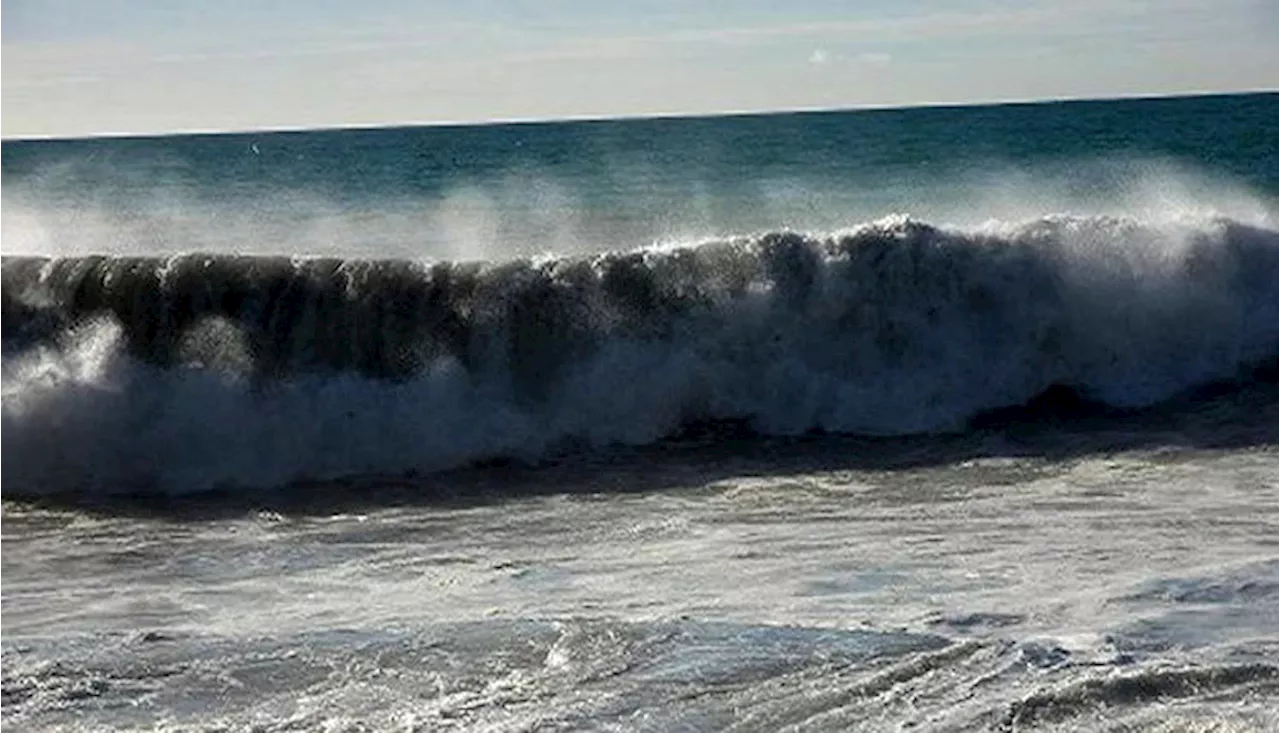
[5,383,1277,730]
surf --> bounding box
[2,214,1276,494]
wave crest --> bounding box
[2,215,1276,493]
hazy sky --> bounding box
[3,0,1277,137]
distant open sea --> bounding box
[2,92,1277,731]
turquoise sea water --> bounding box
[2,93,1277,730]
[4,92,1276,259]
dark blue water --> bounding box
[5,93,1276,192]
[4,92,1276,260]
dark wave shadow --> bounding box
[7,362,1274,521]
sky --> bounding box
[3,0,1277,137]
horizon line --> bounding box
[3,87,1275,143]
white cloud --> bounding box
[854,52,892,67]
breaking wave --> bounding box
[2,214,1276,493]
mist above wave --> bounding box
[3,157,1274,262]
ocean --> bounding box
[1,92,1277,731]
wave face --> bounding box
[2,215,1276,493]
